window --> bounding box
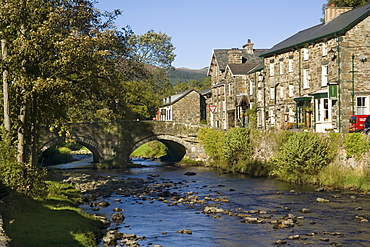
[303,69,310,88]
[257,90,263,102]
[289,85,294,97]
[288,59,294,73]
[279,61,284,75]
[357,96,369,114]
[269,63,275,76]
[316,98,331,122]
[270,87,275,100]
[322,65,328,86]
[279,86,284,99]
[228,83,233,96]
[322,43,328,56]
[303,48,309,60]
[249,80,253,95]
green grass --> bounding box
[0,181,103,247]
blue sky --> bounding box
[95,0,326,69]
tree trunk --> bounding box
[17,96,27,163]
[1,39,10,132]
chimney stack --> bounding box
[228,48,242,64]
[242,39,254,54]
[325,5,352,23]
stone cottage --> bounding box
[259,4,370,133]
[156,89,206,124]
[207,40,268,129]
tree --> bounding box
[125,27,176,70]
[326,0,370,7]
[0,0,130,164]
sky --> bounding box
[95,0,327,69]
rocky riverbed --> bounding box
[50,166,370,247]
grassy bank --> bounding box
[198,128,370,191]
[0,181,103,247]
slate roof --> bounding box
[212,49,269,72]
[262,3,370,57]
[161,89,197,106]
[227,63,259,76]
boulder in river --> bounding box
[184,172,197,176]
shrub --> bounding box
[344,133,370,159]
[270,132,330,184]
[223,128,253,169]
[198,128,225,166]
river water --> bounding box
[50,156,370,247]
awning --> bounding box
[294,96,312,102]
[309,90,328,99]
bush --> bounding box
[270,132,330,184]
[198,128,225,166]
[40,146,74,165]
[223,128,253,170]
[344,133,370,159]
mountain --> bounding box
[167,67,209,85]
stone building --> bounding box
[156,89,206,124]
[207,40,268,129]
[258,4,370,133]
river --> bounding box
[49,156,370,247]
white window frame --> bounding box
[269,63,275,76]
[322,43,328,56]
[228,83,233,96]
[249,80,253,96]
[289,85,294,97]
[356,96,369,115]
[303,48,309,60]
[257,90,262,102]
[279,61,284,75]
[316,98,332,122]
[279,86,284,99]
[303,69,310,89]
[322,65,328,86]
[288,59,294,73]
[270,87,275,100]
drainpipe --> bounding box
[351,54,355,115]
[337,36,342,132]
[296,47,302,128]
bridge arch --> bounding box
[39,136,104,163]
[131,134,192,162]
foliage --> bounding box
[223,128,253,168]
[327,0,370,8]
[40,146,74,166]
[167,68,208,85]
[344,133,370,158]
[198,128,225,166]
[131,140,167,158]
[270,132,330,184]
[124,27,176,69]
[0,130,46,197]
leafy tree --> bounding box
[326,0,370,7]
[1,0,176,166]
[124,27,176,70]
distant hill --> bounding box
[167,67,208,85]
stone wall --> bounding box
[172,90,202,124]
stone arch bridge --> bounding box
[39,121,208,164]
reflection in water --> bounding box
[51,157,370,247]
